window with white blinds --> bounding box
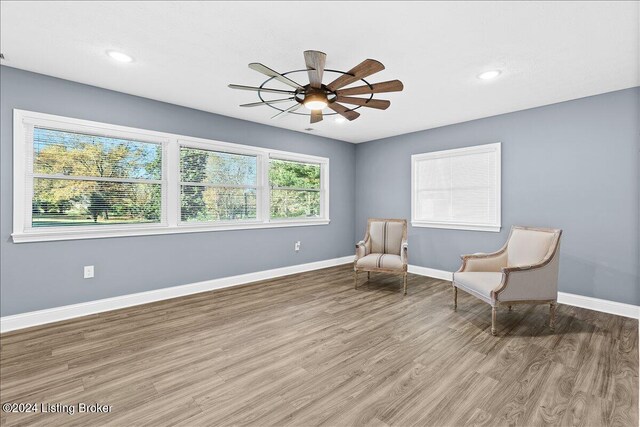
[180,147,258,223]
[411,143,501,232]
[13,110,329,242]
[31,127,164,228]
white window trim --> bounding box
[268,154,328,222]
[12,109,330,243]
[410,142,501,233]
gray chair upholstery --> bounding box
[453,226,562,336]
[354,218,408,294]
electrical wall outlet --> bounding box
[294,241,301,252]
[84,265,94,279]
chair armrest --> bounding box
[355,240,367,260]
[401,240,408,265]
[458,250,507,273]
[502,264,536,273]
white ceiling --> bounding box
[1,1,638,143]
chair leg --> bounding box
[367,271,370,281]
[453,286,458,311]
[549,302,557,331]
[491,307,497,336]
[354,271,358,290]
[403,273,407,295]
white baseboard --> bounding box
[408,265,639,319]
[0,255,354,333]
[3,257,637,333]
[557,292,639,319]
[408,265,454,281]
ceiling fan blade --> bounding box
[304,50,327,89]
[335,96,390,110]
[248,63,304,90]
[240,97,295,107]
[335,80,404,96]
[228,84,297,95]
[327,102,360,121]
[326,59,385,91]
[271,103,302,119]
[310,110,323,124]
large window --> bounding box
[180,147,258,223]
[32,127,163,228]
[269,158,322,219]
[13,110,329,242]
[411,143,501,232]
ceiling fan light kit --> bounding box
[229,50,404,124]
[301,89,328,110]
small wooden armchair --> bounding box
[453,226,562,335]
[354,218,408,294]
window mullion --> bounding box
[260,153,270,223]
[166,139,179,227]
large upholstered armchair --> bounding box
[354,218,408,294]
[453,226,562,336]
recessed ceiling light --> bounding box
[334,116,347,124]
[107,50,133,63]
[478,70,501,80]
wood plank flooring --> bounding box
[1,264,637,426]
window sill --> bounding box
[411,221,501,233]
[12,219,331,243]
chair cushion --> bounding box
[356,253,403,270]
[453,272,504,303]
[369,221,404,255]
[507,228,555,267]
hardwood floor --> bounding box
[1,264,637,426]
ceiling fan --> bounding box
[228,50,403,124]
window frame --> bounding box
[410,142,501,232]
[177,139,263,226]
[267,155,327,222]
[12,109,330,243]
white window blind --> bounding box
[411,143,501,232]
[180,146,258,222]
[30,127,164,228]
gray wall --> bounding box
[1,65,638,317]
[0,66,356,316]
[356,87,640,305]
